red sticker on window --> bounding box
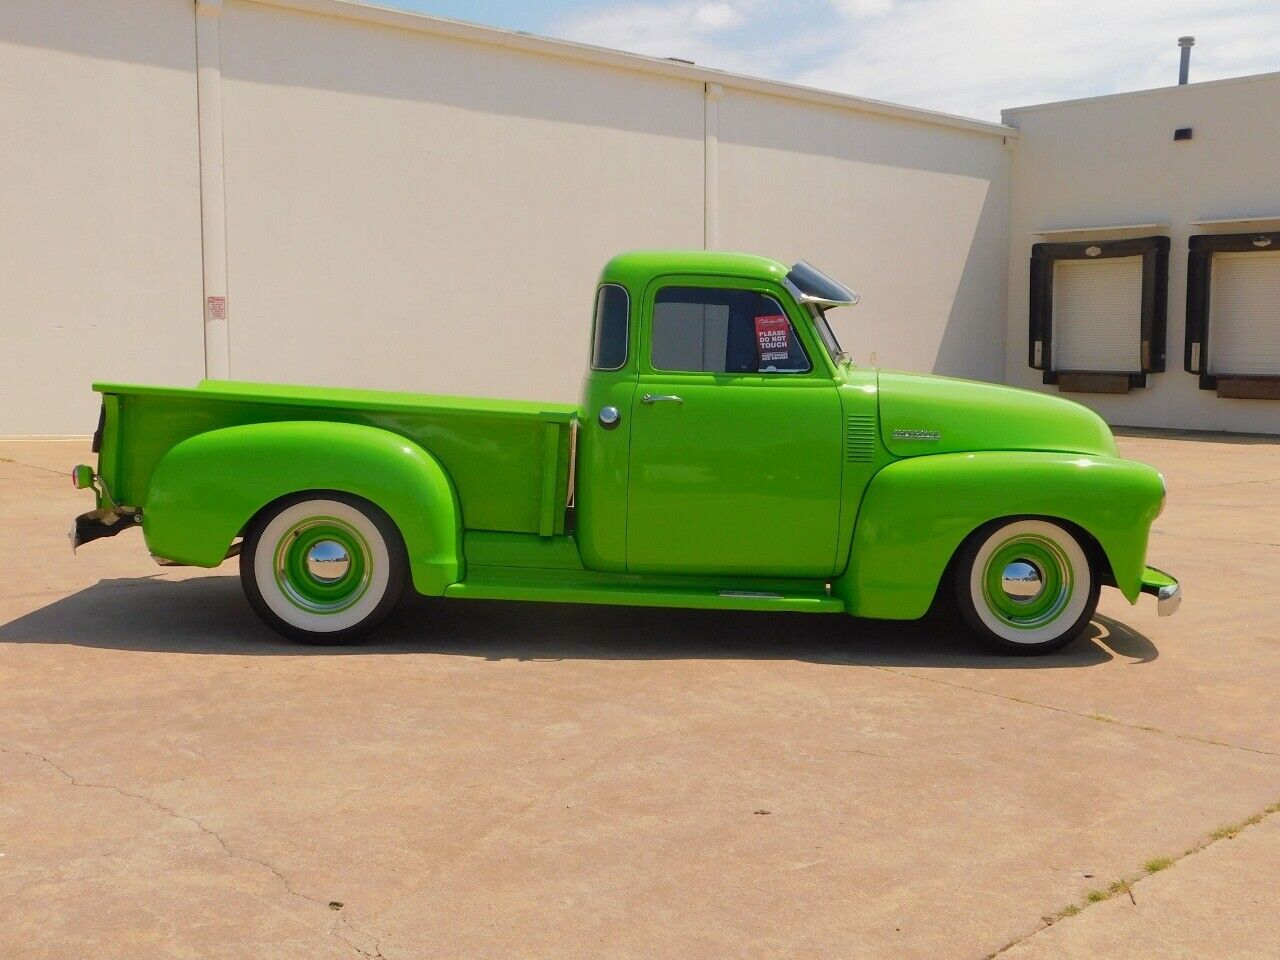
[754,314,790,364]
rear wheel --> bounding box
[954,519,1099,655]
[240,493,407,644]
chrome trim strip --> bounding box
[794,290,861,307]
[891,428,941,441]
[566,417,579,508]
[784,277,861,309]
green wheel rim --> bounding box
[272,515,373,614]
[980,533,1074,630]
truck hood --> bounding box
[875,370,1118,459]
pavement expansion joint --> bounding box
[868,666,1280,759]
[1150,530,1280,549]
[985,797,1280,959]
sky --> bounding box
[383,0,1280,121]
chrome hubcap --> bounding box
[1000,559,1045,605]
[305,539,351,583]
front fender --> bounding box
[835,451,1164,619]
[144,422,462,595]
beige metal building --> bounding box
[2,0,1276,436]
[1003,71,1280,436]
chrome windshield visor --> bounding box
[785,261,860,308]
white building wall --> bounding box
[717,90,1010,380]
[1003,73,1280,435]
[0,0,205,436]
[217,0,706,403]
[0,0,1014,434]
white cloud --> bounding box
[555,1,770,71]
[694,2,741,28]
[798,0,1280,120]
[554,0,1280,121]
[830,0,895,16]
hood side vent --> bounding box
[845,414,877,462]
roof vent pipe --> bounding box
[1178,36,1195,85]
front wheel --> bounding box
[241,493,407,644]
[954,519,1100,655]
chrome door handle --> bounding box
[641,393,683,405]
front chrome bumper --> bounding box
[1155,581,1181,617]
[1140,566,1181,617]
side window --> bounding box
[651,286,811,374]
[591,284,629,371]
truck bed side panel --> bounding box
[95,382,577,536]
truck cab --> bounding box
[577,252,868,579]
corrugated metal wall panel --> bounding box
[0,0,204,436]
[1209,250,1280,376]
[1052,256,1142,371]
[0,0,1012,433]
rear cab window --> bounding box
[591,284,629,371]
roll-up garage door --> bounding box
[1209,250,1280,376]
[1052,256,1143,371]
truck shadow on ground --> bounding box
[2,575,1159,668]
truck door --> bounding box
[626,277,842,577]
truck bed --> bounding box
[92,380,579,536]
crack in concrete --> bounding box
[984,798,1280,958]
[1175,476,1280,491]
[867,667,1280,759]
[0,457,69,478]
[332,916,387,960]
[2,745,391,960]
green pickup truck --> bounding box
[71,251,1179,654]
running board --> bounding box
[444,572,844,613]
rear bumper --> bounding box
[69,462,141,552]
[1140,566,1181,617]
[70,509,139,552]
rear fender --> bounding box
[144,421,462,595]
[835,451,1164,619]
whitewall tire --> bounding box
[240,494,407,644]
[954,519,1100,655]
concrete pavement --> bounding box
[1001,814,1280,959]
[2,432,1277,959]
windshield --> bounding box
[785,261,858,366]
[812,307,846,365]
